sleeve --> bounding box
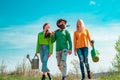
[66,30,72,50]
[36,33,40,54]
[48,35,53,54]
[73,32,77,51]
[86,29,92,46]
[51,31,56,43]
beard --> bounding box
[58,24,65,30]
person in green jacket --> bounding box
[36,23,53,80]
[51,19,72,80]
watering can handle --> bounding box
[91,40,95,49]
[33,55,39,59]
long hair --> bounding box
[76,19,85,31]
[43,23,50,38]
[43,23,49,30]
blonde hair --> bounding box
[76,19,85,31]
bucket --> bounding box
[27,54,39,69]
[91,43,99,62]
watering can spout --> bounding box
[26,54,32,63]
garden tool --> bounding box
[91,42,99,62]
[26,54,39,69]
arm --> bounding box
[73,32,77,56]
[48,35,53,54]
[51,31,56,43]
[73,32,76,51]
[66,30,72,51]
[86,29,92,46]
[36,33,39,54]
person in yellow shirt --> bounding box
[73,19,94,80]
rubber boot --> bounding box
[41,74,46,80]
[62,76,66,80]
[87,71,91,79]
[47,72,52,80]
[81,73,85,80]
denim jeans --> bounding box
[56,49,68,77]
[76,47,90,77]
[39,44,49,72]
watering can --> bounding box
[91,42,99,62]
[26,54,39,69]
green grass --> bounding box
[98,72,120,80]
[0,75,61,80]
[0,72,119,80]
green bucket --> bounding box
[91,43,99,62]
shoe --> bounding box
[81,73,85,80]
[47,72,52,80]
[62,76,66,80]
[41,74,46,80]
[81,79,85,80]
[87,71,91,79]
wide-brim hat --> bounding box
[56,19,67,27]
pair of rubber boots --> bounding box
[62,76,66,80]
[81,71,91,80]
[41,73,52,80]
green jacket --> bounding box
[51,29,72,51]
[36,32,53,54]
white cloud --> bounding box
[90,0,96,5]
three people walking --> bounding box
[36,19,93,80]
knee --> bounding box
[79,59,84,63]
[84,62,88,66]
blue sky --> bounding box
[0,0,120,74]
[0,0,120,27]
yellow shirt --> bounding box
[74,28,92,51]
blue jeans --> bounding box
[76,47,90,77]
[39,45,49,72]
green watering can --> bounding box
[91,42,99,62]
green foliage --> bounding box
[112,36,120,71]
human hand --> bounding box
[51,31,55,36]
[48,54,51,58]
[35,53,38,57]
[68,50,72,55]
[91,40,94,44]
[74,50,77,56]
